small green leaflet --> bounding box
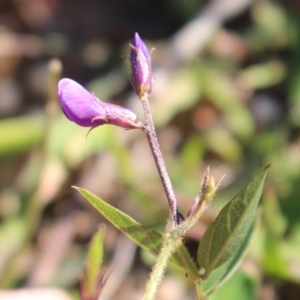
[197,165,269,275]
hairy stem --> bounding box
[140,94,178,227]
[195,282,208,300]
[142,233,180,300]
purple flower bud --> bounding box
[130,32,152,98]
[58,78,144,130]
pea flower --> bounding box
[58,78,144,130]
[130,32,152,99]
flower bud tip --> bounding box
[130,32,152,99]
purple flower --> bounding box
[58,78,144,130]
[130,32,152,99]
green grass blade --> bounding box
[86,225,106,296]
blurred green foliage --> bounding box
[1,0,300,299]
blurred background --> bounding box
[0,0,300,299]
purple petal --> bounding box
[131,32,151,64]
[58,78,106,127]
[58,78,144,130]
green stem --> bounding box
[195,281,208,300]
[142,233,181,300]
[140,168,216,299]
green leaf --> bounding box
[86,225,106,296]
[209,270,258,300]
[197,165,269,274]
[199,219,257,295]
[74,187,199,281]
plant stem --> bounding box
[142,221,208,300]
[195,281,208,300]
[141,198,211,300]
[140,94,179,227]
[142,233,180,300]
